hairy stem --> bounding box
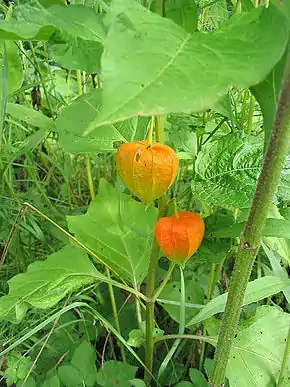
[211,51,290,386]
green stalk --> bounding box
[155,115,165,143]
[85,154,95,201]
[144,196,168,386]
[240,89,249,130]
[152,262,175,303]
[157,266,185,380]
[199,263,216,370]
[278,326,290,386]
[155,0,164,17]
[28,42,54,119]
[210,53,290,386]
[247,93,255,135]
[105,267,127,363]
[76,70,96,202]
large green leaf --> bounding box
[226,306,290,386]
[67,179,158,284]
[186,276,290,327]
[191,133,263,208]
[86,0,289,132]
[0,245,99,323]
[56,90,139,154]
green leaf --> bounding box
[56,90,136,154]
[205,0,229,29]
[48,30,103,73]
[58,364,83,387]
[0,245,99,323]
[262,242,290,304]
[127,321,164,347]
[127,328,145,348]
[96,361,137,387]
[6,103,55,130]
[214,218,290,239]
[0,127,48,179]
[71,340,97,387]
[12,3,105,41]
[165,0,198,33]
[175,383,193,387]
[87,1,289,130]
[186,276,290,327]
[251,46,288,151]
[278,154,290,200]
[16,377,36,387]
[41,373,60,387]
[158,279,204,325]
[271,0,290,21]
[0,3,104,70]
[169,128,197,155]
[38,0,64,7]
[191,133,263,208]
[68,179,157,284]
[226,306,290,386]
[3,352,33,386]
[130,380,146,387]
[0,41,23,96]
[192,237,231,264]
[189,368,207,387]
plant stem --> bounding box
[240,89,249,130]
[85,154,95,201]
[247,93,255,135]
[105,267,127,363]
[155,0,164,17]
[278,325,290,386]
[199,263,216,370]
[157,266,185,380]
[147,116,154,145]
[144,196,168,386]
[28,42,54,119]
[155,115,165,142]
[210,52,290,386]
[152,262,175,303]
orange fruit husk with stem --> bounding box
[116,140,179,204]
[155,211,205,266]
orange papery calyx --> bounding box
[116,139,179,204]
[155,211,205,266]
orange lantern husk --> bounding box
[116,140,179,203]
[155,211,205,265]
